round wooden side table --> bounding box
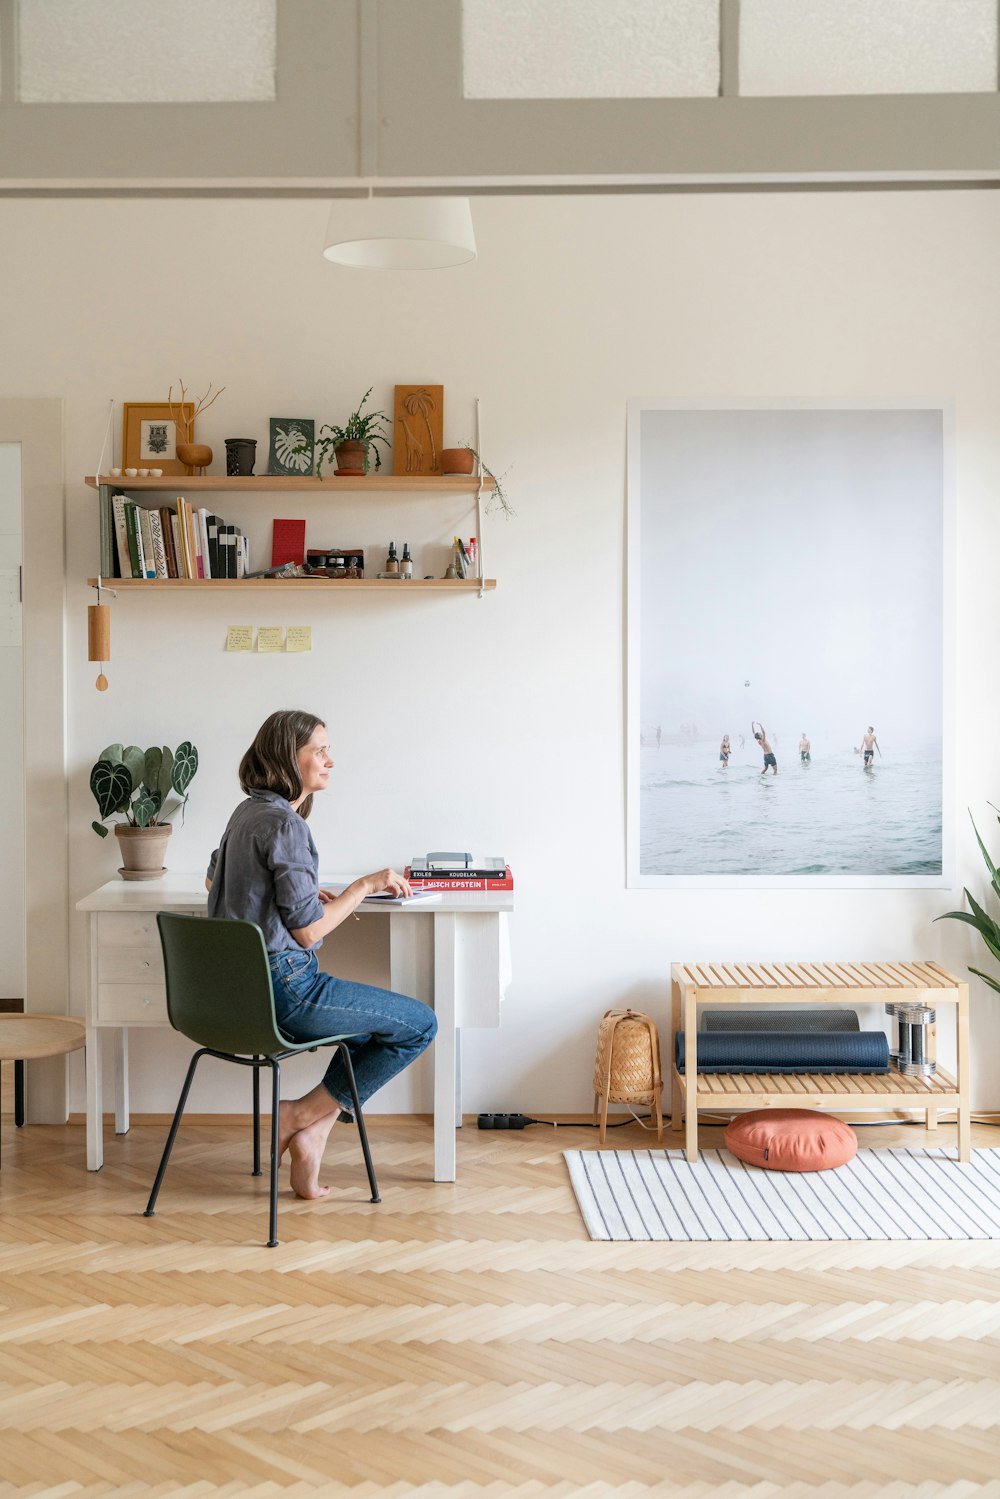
[0,1015,86,1166]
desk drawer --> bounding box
[97,910,202,949]
[97,912,162,947]
[98,947,163,982]
[97,983,168,1026]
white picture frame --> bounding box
[626,400,954,889]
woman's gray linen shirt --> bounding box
[206,790,325,952]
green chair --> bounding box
[144,912,380,1247]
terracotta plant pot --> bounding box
[334,439,369,476]
[176,443,213,474]
[114,823,172,881]
[441,447,476,475]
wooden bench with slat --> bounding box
[670,961,970,1163]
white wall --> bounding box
[1,191,998,1114]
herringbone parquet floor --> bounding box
[0,1108,998,1499]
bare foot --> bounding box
[288,1118,334,1200]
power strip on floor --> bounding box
[477,1112,531,1130]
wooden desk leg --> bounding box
[86,1026,103,1171]
[670,977,682,1132]
[433,913,458,1183]
[957,984,971,1162]
[114,1028,129,1135]
[685,991,698,1164]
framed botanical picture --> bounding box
[268,418,315,477]
[122,402,194,476]
[627,400,954,889]
[393,384,444,475]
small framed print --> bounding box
[122,402,195,476]
[268,417,315,477]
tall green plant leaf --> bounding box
[172,742,199,795]
[90,760,132,821]
[937,808,1000,993]
[144,747,163,795]
[122,745,144,787]
[99,743,124,764]
[158,746,174,800]
[963,889,1000,963]
[969,965,1000,996]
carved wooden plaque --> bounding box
[393,385,444,475]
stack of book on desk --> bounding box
[404,854,513,891]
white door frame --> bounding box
[0,399,68,1121]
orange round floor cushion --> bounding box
[724,1109,857,1172]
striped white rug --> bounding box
[564,1147,1000,1242]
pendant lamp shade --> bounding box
[323,193,477,269]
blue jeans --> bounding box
[268,949,437,1112]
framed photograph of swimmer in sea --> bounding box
[626,401,954,888]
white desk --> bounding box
[76,876,513,1181]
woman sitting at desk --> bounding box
[205,709,437,1200]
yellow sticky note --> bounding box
[256,626,284,654]
[286,625,312,653]
[226,625,253,652]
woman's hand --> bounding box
[363,867,412,898]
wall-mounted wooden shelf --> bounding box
[87,474,495,494]
[89,577,495,592]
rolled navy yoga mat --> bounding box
[703,1008,860,1033]
[674,1029,890,1074]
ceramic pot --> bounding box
[225,438,257,476]
[334,440,369,476]
[176,442,213,475]
[114,823,172,881]
[441,447,475,475]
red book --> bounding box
[272,518,306,568]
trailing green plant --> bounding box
[90,742,199,838]
[935,805,1000,995]
[315,387,391,475]
[458,443,514,517]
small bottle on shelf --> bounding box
[385,541,399,575]
[401,542,413,579]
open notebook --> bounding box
[321,882,441,908]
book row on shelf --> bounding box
[102,488,247,580]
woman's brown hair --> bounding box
[239,709,325,818]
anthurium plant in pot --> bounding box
[90,742,199,880]
[315,387,391,476]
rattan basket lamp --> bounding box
[592,1008,664,1144]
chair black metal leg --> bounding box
[267,1059,280,1247]
[252,1060,262,1177]
[144,1050,206,1218]
[14,1060,25,1127]
[338,1042,380,1204]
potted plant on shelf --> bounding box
[441,443,514,516]
[315,388,391,477]
[90,741,199,880]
